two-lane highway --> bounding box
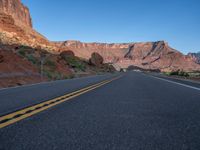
[0,72,200,150]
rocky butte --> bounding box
[0,0,56,50]
[1,0,200,72]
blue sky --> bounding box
[22,0,200,54]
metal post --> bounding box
[40,52,46,81]
[40,58,44,81]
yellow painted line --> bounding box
[0,76,121,129]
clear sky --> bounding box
[22,0,200,54]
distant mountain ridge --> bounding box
[0,0,200,72]
[55,40,200,72]
[188,52,200,64]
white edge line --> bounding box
[150,75,200,91]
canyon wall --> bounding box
[188,52,200,64]
[55,40,200,72]
[0,0,56,51]
[55,40,130,63]
[0,0,32,28]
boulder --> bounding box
[60,50,75,60]
[89,52,104,67]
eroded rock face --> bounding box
[0,12,56,51]
[188,52,200,64]
[54,40,130,63]
[0,0,57,51]
[56,40,200,72]
[0,0,32,28]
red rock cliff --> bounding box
[55,40,200,72]
[0,0,32,28]
[0,0,56,51]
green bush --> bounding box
[65,57,86,71]
[179,71,189,77]
[43,70,62,80]
[163,72,170,76]
[43,70,52,79]
[17,45,34,57]
[18,49,26,57]
[169,70,189,77]
[44,60,56,69]
[26,55,37,64]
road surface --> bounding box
[0,72,200,150]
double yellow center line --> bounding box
[0,76,121,129]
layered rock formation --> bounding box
[188,52,200,64]
[54,40,130,63]
[120,41,200,72]
[0,0,56,51]
[56,40,200,72]
[0,0,32,27]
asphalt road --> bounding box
[0,73,119,116]
[0,72,200,150]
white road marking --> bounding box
[151,76,200,91]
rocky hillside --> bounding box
[56,40,200,72]
[121,41,200,72]
[54,40,130,63]
[0,43,115,88]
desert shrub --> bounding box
[65,57,86,71]
[178,71,189,77]
[188,72,200,77]
[43,70,52,79]
[169,70,189,77]
[18,49,26,57]
[169,70,179,76]
[44,60,56,69]
[43,70,62,80]
[163,72,170,76]
[17,45,34,57]
[64,74,74,79]
[53,72,62,80]
[26,55,37,64]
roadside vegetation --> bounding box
[15,45,116,81]
[63,56,86,72]
[163,70,200,79]
[16,45,73,80]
